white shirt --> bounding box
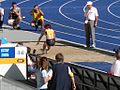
[36,68,53,90]
[0,7,4,21]
[39,69,53,89]
[85,6,99,21]
[111,60,120,77]
[68,66,72,74]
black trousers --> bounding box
[0,20,3,28]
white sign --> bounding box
[15,47,27,58]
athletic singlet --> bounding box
[45,29,55,40]
[31,9,44,21]
[10,7,21,19]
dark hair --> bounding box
[114,47,120,60]
[40,56,49,70]
[34,5,38,8]
[55,53,64,62]
[44,24,52,29]
[12,2,16,5]
[33,49,36,54]
[27,47,31,53]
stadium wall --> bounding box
[0,75,37,90]
[66,62,120,90]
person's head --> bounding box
[55,53,64,62]
[44,24,52,29]
[33,49,36,54]
[34,5,39,11]
[27,47,31,53]
[40,56,49,70]
[114,48,120,60]
[86,1,93,9]
[12,2,17,9]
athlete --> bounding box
[37,24,55,54]
[30,5,44,30]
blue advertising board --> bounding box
[0,47,15,58]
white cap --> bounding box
[86,1,93,5]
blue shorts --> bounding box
[46,39,55,46]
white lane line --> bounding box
[108,0,120,19]
[98,19,120,28]
[21,0,52,24]
[97,26,120,33]
[59,0,120,40]
[41,0,120,41]
[96,33,120,40]
[0,0,5,6]
[59,0,120,33]
[82,0,120,30]
[37,0,83,33]
[22,20,30,25]
[45,19,83,31]
[45,19,120,46]
[56,27,120,46]
[83,0,120,27]
[56,30,85,39]
[59,0,83,24]
[56,30,120,46]
[22,15,120,46]
[0,0,5,3]
[20,0,120,46]
[17,0,31,5]
[96,39,120,46]
[38,0,52,6]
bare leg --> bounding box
[41,19,44,30]
[13,17,21,29]
[41,42,47,54]
[47,45,50,51]
[36,31,44,45]
[38,19,44,30]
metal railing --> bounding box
[66,62,120,90]
[28,54,120,90]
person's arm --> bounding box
[9,9,12,19]
[53,30,56,40]
[0,8,4,16]
[42,69,53,83]
[94,16,98,27]
[17,8,21,17]
[39,9,44,16]
[71,76,76,90]
[112,61,120,76]
[13,8,21,17]
[94,8,99,27]
[44,69,53,83]
[36,30,45,45]
[84,7,88,20]
[68,67,76,90]
[43,76,50,83]
[30,9,34,15]
[19,8,21,17]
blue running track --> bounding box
[1,0,120,51]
